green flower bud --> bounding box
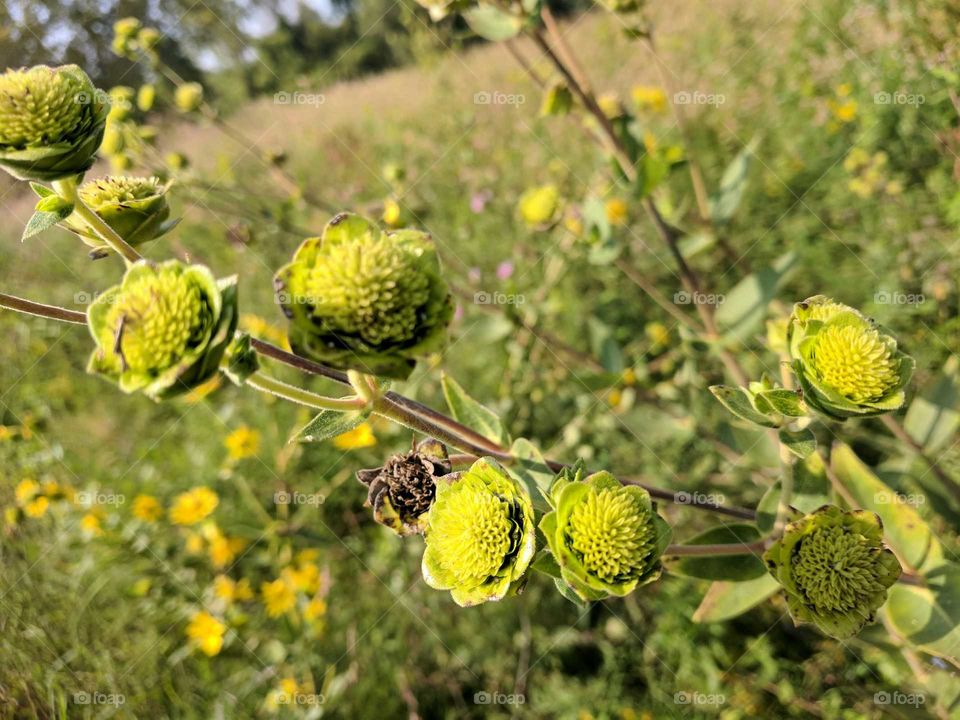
[540,469,671,601]
[788,296,914,419]
[137,28,161,51]
[357,439,451,535]
[62,176,178,254]
[113,17,142,39]
[421,458,536,606]
[101,126,125,155]
[274,213,453,379]
[174,83,204,113]
[223,332,259,386]
[0,65,108,182]
[137,84,156,112]
[87,260,239,400]
[107,87,134,123]
[764,505,901,639]
[518,184,561,228]
[165,152,189,171]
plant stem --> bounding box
[245,371,365,412]
[0,290,755,519]
[53,178,143,265]
[664,538,769,557]
[879,414,960,496]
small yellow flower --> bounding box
[295,548,320,565]
[214,575,253,604]
[0,425,17,441]
[283,563,320,594]
[645,321,670,348]
[261,578,297,617]
[15,479,39,504]
[4,507,18,527]
[607,389,623,408]
[829,99,858,123]
[41,480,62,497]
[224,426,261,461]
[333,422,376,450]
[631,85,667,113]
[597,92,622,119]
[169,487,219,525]
[304,597,327,622]
[382,198,402,228]
[622,368,637,386]
[563,213,583,237]
[131,578,151,596]
[132,494,163,522]
[186,611,226,656]
[835,82,853,97]
[23,496,49,518]
[642,131,658,154]
[80,513,103,537]
[604,198,628,226]
[185,532,204,554]
[209,533,246,569]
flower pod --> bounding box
[539,468,671,601]
[787,295,914,419]
[421,457,536,606]
[137,84,156,112]
[274,212,453,379]
[87,260,239,400]
[60,176,178,255]
[0,65,108,182]
[763,505,901,639]
[356,438,451,535]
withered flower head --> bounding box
[356,438,451,535]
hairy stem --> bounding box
[245,371,366,411]
[664,538,769,557]
[53,178,143,264]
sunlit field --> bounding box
[1,1,959,718]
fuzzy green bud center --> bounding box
[810,323,899,403]
[566,488,655,583]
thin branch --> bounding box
[880,414,960,496]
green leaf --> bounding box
[755,388,806,417]
[295,409,370,444]
[756,452,832,533]
[667,524,767,581]
[831,442,945,573]
[440,371,509,446]
[531,552,561,578]
[508,438,554,509]
[778,427,816,459]
[904,355,960,452]
[581,196,611,244]
[463,4,523,41]
[29,182,56,199]
[20,198,73,241]
[692,575,780,623]
[715,251,798,342]
[709,385,779,428]
[588,317,624,373]
[884,562,960,666]
[708,137,759,223]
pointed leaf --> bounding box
[693,575,780,623]
[715,251,798,342]
[756,388,807,417]
[778,427,816,459]
[22,203,74,241]
[884,563,960,666]
[508,438,554,510]
[708,137,759,223]
[441,371,509,446]
[710,385,779,428]
[463,4,523,41]
[295,409,370,444]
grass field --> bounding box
[1,1,960,718]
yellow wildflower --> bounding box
[209,533,247,569]
[132,494,163,522]
[622,368,637,386]
[214,575,253,604]
[181,375,222,403]
[15,479,39,504]
[80,513,103,537]
[830,99,857,123]
[224,426,261,461]
[186,611,226,656]
[283,563,320,594]
[631,85,667,113]
[835,82,853,97]
[607,389,623,408]
[645,321,671,347]
[304,597,327,622]
[4,507,18,527]
[597,92,622,119]
[239,314,289,349]
[169,487,219,525]
[604,198,629,226]
[261,577,297,617]
[23,496,49,518]
[382,198,402,228]
[0,426,17,441]
[295,548,320,565]
[185,532,204,554]
[333,423,376,451]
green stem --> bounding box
[245,371,365,412]
[53,178,143,265]
[665,539,769,557]
[347,370,379,405]
[773,450,796,537]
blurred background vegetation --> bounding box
[1,0,960,718]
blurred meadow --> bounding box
[2,0,960,718]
